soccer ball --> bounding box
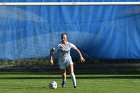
[49,81,57,89]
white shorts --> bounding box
[58,61,73,69]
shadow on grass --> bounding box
[0,75,140,79]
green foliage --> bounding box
[0,58,50,67]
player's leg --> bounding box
[68,64,77,88]
[60,69,66,87]
[59,63,67,88]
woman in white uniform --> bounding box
[49,33,85,88]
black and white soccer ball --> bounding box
[49,81,57,89]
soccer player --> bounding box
[49,33,85,88]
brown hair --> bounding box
[61,33,67,38]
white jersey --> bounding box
[54,42,77,64]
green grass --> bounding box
[0,73,140,93]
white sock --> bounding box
[71,73,76,86]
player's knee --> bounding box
[69,68,74,74]
[71,72,75,76]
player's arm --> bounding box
[49,48,55,65]
[71,43,85,62]
[75,48,85,62]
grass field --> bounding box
[0,72,140,93]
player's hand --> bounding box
[79,56,85,63]
[50,48,55,52]
[49,60,54,65]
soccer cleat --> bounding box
[62,83,66,88]
[62,84,65,88]
[74,86,77,88]
[62,80,66,88]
